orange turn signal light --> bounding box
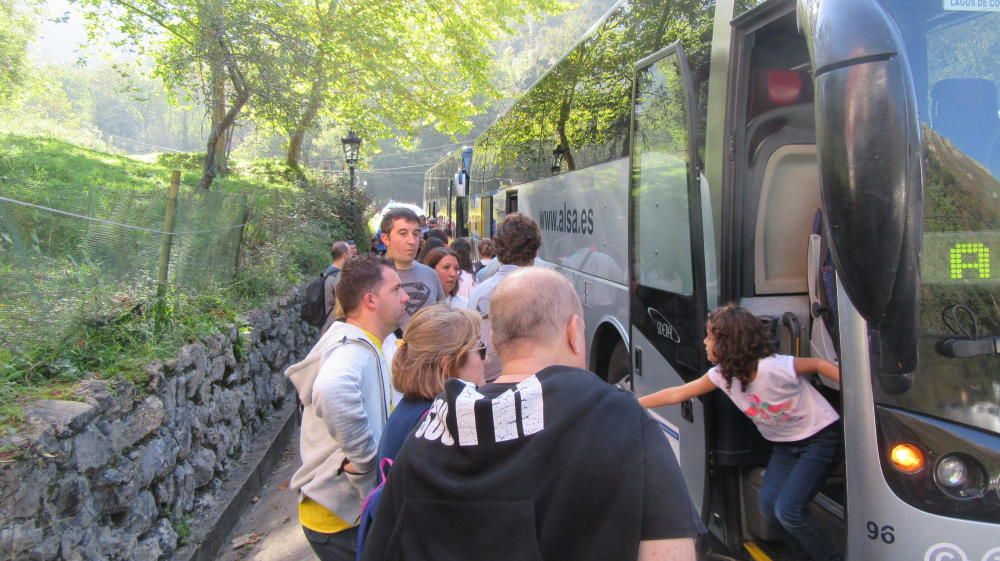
[890,443,925,473]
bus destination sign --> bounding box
[943,0,1000,12]
[923,232,1000,284]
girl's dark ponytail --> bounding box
[708,305,775,392]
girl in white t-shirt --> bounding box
[640,304,842,561]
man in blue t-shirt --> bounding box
[380,208,445,328]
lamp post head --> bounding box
[341,130,362,168]
[551,144,566,173]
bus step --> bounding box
[743,540,803,561]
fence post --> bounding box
[233,194,249,276]
[271,189,280,240]
[156,171,181,298]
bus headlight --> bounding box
[876,406,1000,523]
[936,456,967,487]
[934,454,988,499]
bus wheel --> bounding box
[606,339,630,387]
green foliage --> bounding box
[0,134,263,193]
[0,0,37,103]
[155,152,205,172]
[174,515,192,544]
[252,0,567,160]
[0,134,371,430]
[4,63,207,157]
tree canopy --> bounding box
[0,0,37,102]
[74,0,563,188]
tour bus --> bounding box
[456,0,1000,559]
[422,146,474,238]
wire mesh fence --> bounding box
[0,176,253,352]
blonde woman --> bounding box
[376,304,486,471]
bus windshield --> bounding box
[879,0,999,434]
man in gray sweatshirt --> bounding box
[286,255,409,561]
[380,207,445,328]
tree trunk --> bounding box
[286,128,307,166]
[285,59,328,166]
[198,33,250,190]
[198,92,248,190]
[287,0,339,167]
[210,47,228,175]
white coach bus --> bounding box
[423,146,474,238]
[446,0,1000,559]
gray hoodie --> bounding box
[286,321,395,524]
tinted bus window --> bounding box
[474,0,717,188]
[878,1,999,435]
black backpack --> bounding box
[301,267,338,327]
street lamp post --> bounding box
[551,145,566,173]
[341,130,362,190]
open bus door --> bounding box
[628,43,711,517]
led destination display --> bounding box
[922,231,1000,284]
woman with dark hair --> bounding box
[423,247,467,308]
[416,236,445,264]
[449,238,477,301]
[426,228,449,245]
[639,304,842,561]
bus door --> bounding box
[628,43,710,515]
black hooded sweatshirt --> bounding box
[361,366,704,561]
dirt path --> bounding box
[217,437,316,561]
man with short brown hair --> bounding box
[474,238,496,280]
[362,268,703,561]
[380,208,445,327]
[287,255,409,561]
[320,241,351,334]
[468,213,542,381]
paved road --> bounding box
[218,437,317,561]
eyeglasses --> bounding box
[467,342,487,360]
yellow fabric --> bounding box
[299,497,354,533]
[359,328,381,348]
[360,327,394,411]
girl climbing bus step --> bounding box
[639,304,842,561]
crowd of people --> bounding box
[285,208,843,561]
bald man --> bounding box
[361,268,704,561]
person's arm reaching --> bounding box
[793,357,840,384]
[638,538,696,561]
[638,374,715,409]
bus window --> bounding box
[878,0,1000,437]
[633,55,695,295]
[505,191,518,215]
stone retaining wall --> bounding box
[0,288,316,560]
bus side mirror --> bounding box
[798,0,922,392]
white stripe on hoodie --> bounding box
[286,320,397,524]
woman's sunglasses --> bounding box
[467,342,487,361]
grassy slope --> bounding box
[0,134,295,432]
[0,134,279,194]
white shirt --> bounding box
[707,354,839,442]
[456,271,475,300]
[468,264,521,381]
